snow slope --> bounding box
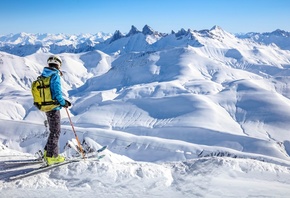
[1,142,290,198]
[1,25,290,197]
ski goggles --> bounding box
[48,56,62,66]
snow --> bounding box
[1,144,290,197]
[1,26,290,197]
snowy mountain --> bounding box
[236,29,290,50]
[1,25,290,197]
[2,25,290,56]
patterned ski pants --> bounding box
[44,110,61,157]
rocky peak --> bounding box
[110,30,125,43]
[142,25,155,35]
[126,25,141,36]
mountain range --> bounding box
[1,25,290,56]
[1,24,290,196]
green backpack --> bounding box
[31,75,60,112]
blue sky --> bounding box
[1,0,289,35]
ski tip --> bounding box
[99,154,105,159]
[97,145,108,153]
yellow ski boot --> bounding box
[45,155,65,166]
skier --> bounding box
[42,55,71,165]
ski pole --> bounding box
[65,107,86,159]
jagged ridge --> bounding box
[0,25,289,56]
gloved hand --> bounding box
[63,99,71,108]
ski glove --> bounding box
[63,99,72,108]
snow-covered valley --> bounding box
[1,25,290,197]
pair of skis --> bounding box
[4,143,107,181]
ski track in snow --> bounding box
[1,151,290,198]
